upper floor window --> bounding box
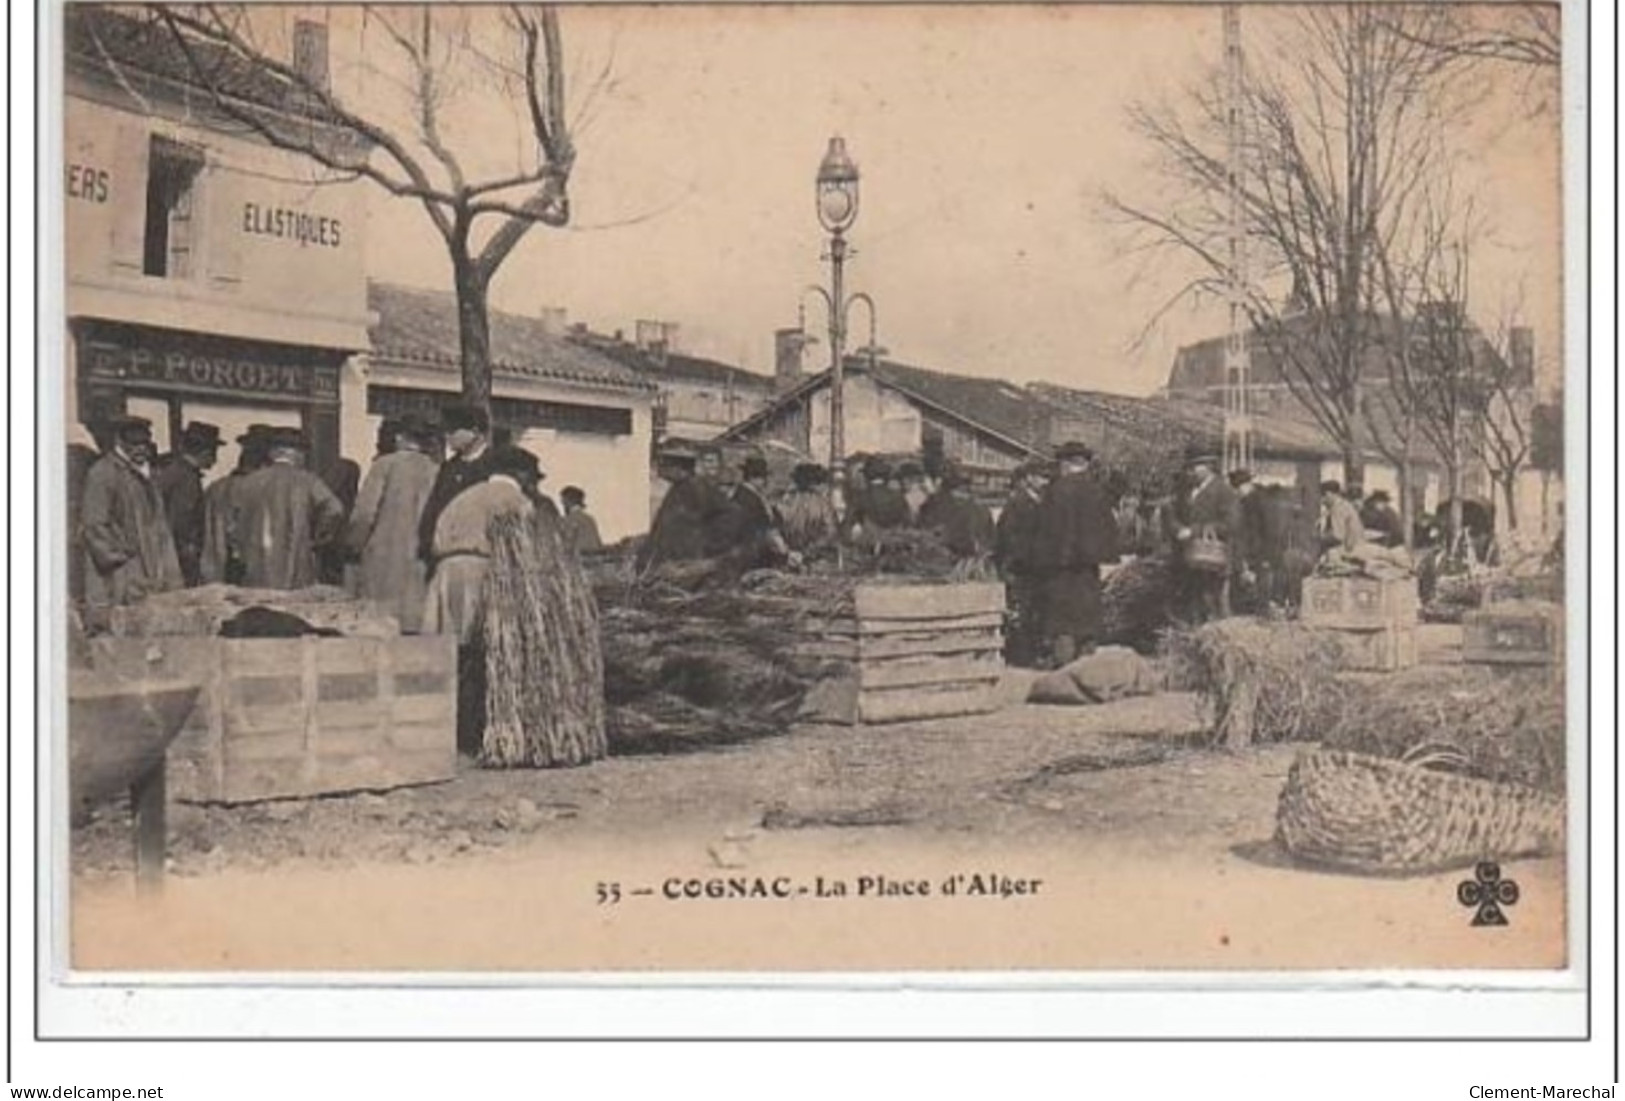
[143,136,205,277]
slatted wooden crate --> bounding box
[1323,623,1419,673]
[87,634,457,803]
[1301,576,1420,630]
[1462,603,1564,667]
[797,582,1005,724]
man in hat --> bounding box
[80,415,184,616]
[151,421,222,586]
[1360,489,1405,548]
[1226,467,1268,614]
[1319,479,1364,554]
[846,455,910,538]
[920,464,995,561]
[637,446,711,572]
[559,486,603,557]
[729,454,796,571]
[1031,442,1119,665]
[1172,452,1239,621]
[777,463,838,555]
[232,427,346,589]
[200,424,272,584]
[346,413,440,631]
[694,446,741,558]
[417,402,493,568]
[898,461,930,523]
[995,459,1051,666]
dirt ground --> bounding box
[67,624,1569,972]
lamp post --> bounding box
[815,135,860,494]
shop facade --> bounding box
[65,7,370,478]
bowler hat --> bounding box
[1320,480,1343,494]
[863,456,893,480]
[108,414,153,438]
[180,421,223,452]
[792,462,828,489]
[741,455,770,480]
[1054,441,1094,462]
[1227,468,1253,488]
[561,485,586,505]
[237,423,275,445]
[267,426,309,451]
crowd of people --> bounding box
[72,404,1480,685]
[70,403,605,637]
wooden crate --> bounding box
[1462,604,1564,666]
[1301,576,1420,630]
[87,634,457,803]
[797,582,1005,725]
[1332,623,1419,673]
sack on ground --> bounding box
[1028,646,1160,706]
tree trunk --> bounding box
[453,259,494,416]
[1396,457,1414,551]
[1445,462,1464,554]
[1499,472,1519,531]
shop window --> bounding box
[143,137,205,278]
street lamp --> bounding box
[815,135,860,492]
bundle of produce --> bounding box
[597,590,828,755]
[480,511,607,768]
[841,527,961,578]
[1275,749,1565,874]
[1314,545,1415,580]
[1101,556,1181,653]
[109,583,398,638]
[1422,571,1484,623]
[1319,665,1564,792]
[1161,619,1350,749]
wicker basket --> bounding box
[1276,750,1565,874]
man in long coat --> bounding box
[994,459,1050,666]
[920,466,995,560]
[346,414,439,631]
[151,421,222,586]
[729,455,795,572]
[1172,454,1240,622]
[232,427,346,590]
[1031,441,1119,665]
[200,424,271,584]
[80,415,184,618]
[637,448,710,572]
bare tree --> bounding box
[1377,3,1560,117]
[1475,317,1539,532]
[1107,5,1464,487]
[130,4,595,413]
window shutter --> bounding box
[206,157,243,287]
[109,125,150,273]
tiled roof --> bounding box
[1029,382,1366,463]
[367,282,656,394]
[863,358,1052,455]
[66,5,343,122]
[567,333,775,391]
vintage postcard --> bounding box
[45,0,1583,1008]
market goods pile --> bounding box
[109,583,398,637]
[481,511,607,768]
[592,563,866,755]
[1160,619,1351,749]
[1101,557,1181,653]
[1318,665,1564,793]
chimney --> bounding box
[775,327,809,393]
[291,20,330,94]
[538,306,567,335]
[1509,326,1535,384]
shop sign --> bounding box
[81,327,340,403]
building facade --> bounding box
[65,7,370,479]
[360,283,658,543]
